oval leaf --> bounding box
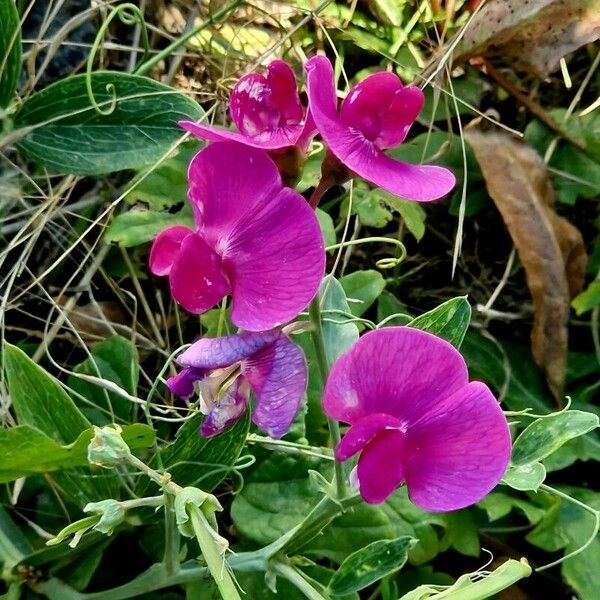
[512,410,599,466]
[15,72,203,175]
[0,0,21,107]
[408,296,471,348]
[328,536,415,596]
[502,462,546,492]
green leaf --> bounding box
[478,491,546,525]
[0,506,33,571]
[408,297,471,348]
[0,424,155,483]
[124,143,199,210]
[0,0,21,108]
[68,335,139,423]
[379,193,426,241]
[347,185,393,228]
[512,410,599,466]
[317,208,336,248]
[14,72,202,175]
[104,206,193,247]
[340,270,386,317]
[367,0,405,26]
[502,462,546,492]
[399,558,532,600]
[319,275,360,365]
[328,536,415,596]
[3,343,90,442]
[157,411,249,492]
[377,291,412,327]
[572,281,600,315]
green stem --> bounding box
[133,0,244,77]
[272,562,327,600]
[309,298,346,499]
[188,506,241,600]
[163,493,180,576]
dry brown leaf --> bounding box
[464,127,587,402]
[455,0,600,77]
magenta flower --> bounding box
[305,56,456,202]
[149,142,325,331]
[168,330,306,438]
[180,60,315,152]
[323,327,511,511]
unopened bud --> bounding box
[84,499,125,535]
[88,425,131,468]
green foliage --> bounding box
[340,270,386,317]
[408,297,471,348]
[0,0,21,108]
[14,72,202,174]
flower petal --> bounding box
[169,233,230,314]
[187,142,281,236]
[322,327,469,425]
[200,378,248,437]
[340,71,403,141]
[225,186,325,330]
[149,226,193,276]
[356,429,405,504]
[166,367,206,399]
[177,330,280,370]
[335,413,403,461]
[243,333,307,438]
[377,86,424,148]
[180,120,304,150]
[305,56,455,202]
[404,381,511,512]
[266,60,304,124]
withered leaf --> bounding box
[464,128,586,402]
[455,0,600,77]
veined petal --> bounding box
[149,226,193,276]
[243,333,307,438]
[169,233,230,314]
[404,381,511,512]
[179,121,303,150]
[187,142,282,238]
[230,72,275,136]
[335,413,403,461]
[356,429,405,504]
[177,330,280,370]
[266,60,304,124]
[377,86,424,148]
[340,71,403,141]
[322,327,468,425]
[200,378,248,437]
[166,366,207,399]
[305,56,455,202]
[225,186,325,330]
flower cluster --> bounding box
[151,56,510,511]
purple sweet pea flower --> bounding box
[168,330,307,438]
[179,60,315,152]
[305,56,456,202]
[323,327,511,511]
[149,141,325,331]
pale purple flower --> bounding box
[149,142,325,331]
[305,56,456,202]
[168,330,307,438]
[180,60,315,152]
[323,327,511,511]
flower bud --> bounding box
[87,425,132,468]
[84,499,125,535]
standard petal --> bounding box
[166,367,206,399]
[404,381,511,512]
[187,142,282,236]
[177,330,280,370]
[225,186,325,330]
[377,86,424,148]
[322,327,469,425]
[305,56,455,202]
[230,72,275,136]
[266,60,303,124]
[200,378,248,437]
[179,120,302,150]
[243,333,307,439]
[356,429,405,504]
[340,71,403,141]
[149,226,193,276]
[335,413,403,461]
[169,233,230,314]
